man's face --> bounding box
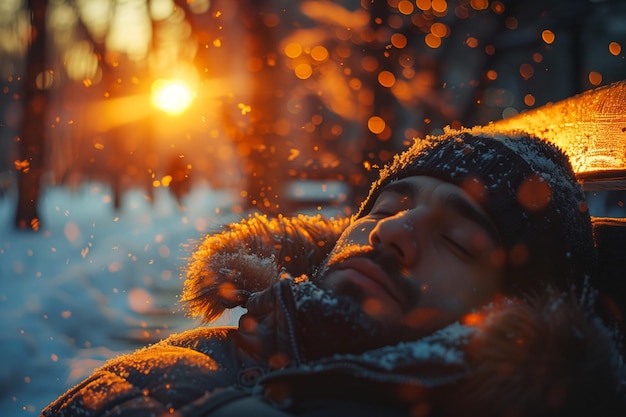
[318,176,503,340]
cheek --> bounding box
[474,267,501,300]
[455,268,500,311]
[418,263,495,314]
[322,221,376,271]
[336,220,375,247]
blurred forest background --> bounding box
[1,0,625,229]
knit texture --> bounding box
[356,129,596,298]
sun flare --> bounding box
[151,79,194,115]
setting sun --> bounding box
[151,79,194,115]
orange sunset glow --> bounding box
[2,1,626,415]
[1,0,625,221]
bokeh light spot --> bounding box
[128,288,153,314]
[431,0,448,13]
[541,29,555,44]
[284,42,302,58]
[361,56,379,72]
[519,63,534,80]
[461,177,487,204]
[505,16,518,30]
[362,298,383,316]
[609,41,622,56]
[416,0,431,11]
[64,222,80,243]
[465,37,478,48]
[470,0,489,11]
[517,174,551,211]
[310,45,329,62]
[431,23,448,38]
[391,33,408,49]
[35,70,54,90]
[158,245,170,258]
[295,63,312,79]
[491,1,505,14]
[368,116,386,134]
[398,0,414,15]
[589,71,602,86]
[425,33,442,49]
[378,70,396,87]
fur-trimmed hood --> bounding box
[182,213,349,322]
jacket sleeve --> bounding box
[41,327,244,417]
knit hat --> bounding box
[356,129,596,298]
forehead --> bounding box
[379,176,468,199]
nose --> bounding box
[368,210,420,266]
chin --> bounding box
[293,279,407,358]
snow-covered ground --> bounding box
[0,182,245,415]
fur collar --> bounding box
[446,292,626,416]
[182,213,349,322]
[259,290,626,416]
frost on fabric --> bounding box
[360,322,475,370]
[291,279,339,309]
[382,127,585,211]
[47,346,223,416]
[78,374,135,412]
[105,344,221,375]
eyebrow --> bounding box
[444,193,501,245]
[379,180,501,245]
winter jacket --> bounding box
[42,214,626,417]
[42,214,347,416]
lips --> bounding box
[335,257,406,307]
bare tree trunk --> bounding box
[15,0,48,231]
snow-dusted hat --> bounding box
[356,129,596,297]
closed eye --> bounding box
[369,189,412,218]
[370,206,399,217]
[442,235,473,258]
